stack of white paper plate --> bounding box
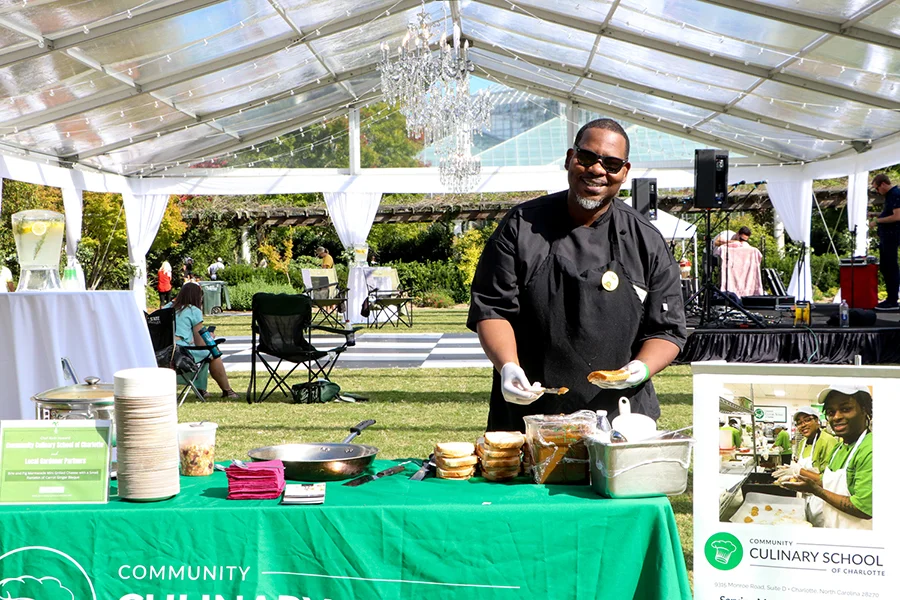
[114,368,179,501]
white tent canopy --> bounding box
[1,0,899,308]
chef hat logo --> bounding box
[705,533,744,570]
[710,540,737,563]
[0,575,74,600]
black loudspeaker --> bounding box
[694,149,729,208]
[632,178,657,221]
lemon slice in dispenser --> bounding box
[31,221,47,236]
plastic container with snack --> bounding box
[523,410,597,484]
[178,421,218,476]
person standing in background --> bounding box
[207,257,225,280]
[316,246,334,269]
[872,174,900,311]
[157,261,172,306]
[0,259,14,292]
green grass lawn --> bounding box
[205,306,473,337]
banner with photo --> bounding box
[693,363,898,600]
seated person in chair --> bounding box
[168,282,239,399]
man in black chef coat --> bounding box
[467,118,687,432]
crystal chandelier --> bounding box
[379,5,492,191]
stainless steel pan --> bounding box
[247,420,378,481]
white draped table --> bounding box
[0,291,156,420]
[347,266,401,325]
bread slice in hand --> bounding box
[484,431,526,449]
[587,368,630,384]
[436,454,478,469]
[434,442,475,458]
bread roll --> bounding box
[435,454,478,469]
[484,431,525,449]
[434,442,475,458]
[587,368,630,384]
[437,466,474,479]
[481,456,521,469]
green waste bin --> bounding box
[198,281,229,315]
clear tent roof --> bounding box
[0,0,898,178]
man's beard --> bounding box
[575,194,606,210]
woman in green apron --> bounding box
[782,386,873,529]
[774,406,839,527]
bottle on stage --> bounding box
[840,299,850,328]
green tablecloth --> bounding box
[0,459,691,600]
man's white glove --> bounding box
[592,360,651,390]
[500,363,544,405]
[772,462,800,479]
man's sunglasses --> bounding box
[572,145,627,174]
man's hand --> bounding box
[591,360,650,390]
[772,462,800,479]
[500,363,544,405]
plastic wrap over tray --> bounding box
[524,410,597,484]
[587,434,694,498]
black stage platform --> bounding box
[678,303,900,365]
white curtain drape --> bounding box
[0,178,3,217]
[324,192,382,325]
[123,192,170,312]
[61,187,86,288]
[847,170,870,257]
[766,180,814,302]
[323,192,382,251]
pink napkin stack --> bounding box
[225,460,286,500]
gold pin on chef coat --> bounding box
[601,271,619,291]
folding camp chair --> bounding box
[301,268,348,328]
[364,267,414,328]
[145,307,224,407]
[247,293,353,404]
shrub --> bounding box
[418,289,455,308]
[220,265,304,289]
[228,278,302,311]
[810,253,840,295]
[453,224,497,286]
[393,261,468,303]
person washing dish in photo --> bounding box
[467,118,687,431]
[773,407,839,527]
[166,282,239,400]
[772,424,793,465]
[781,386,873,529]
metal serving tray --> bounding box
[587,434,694,499]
